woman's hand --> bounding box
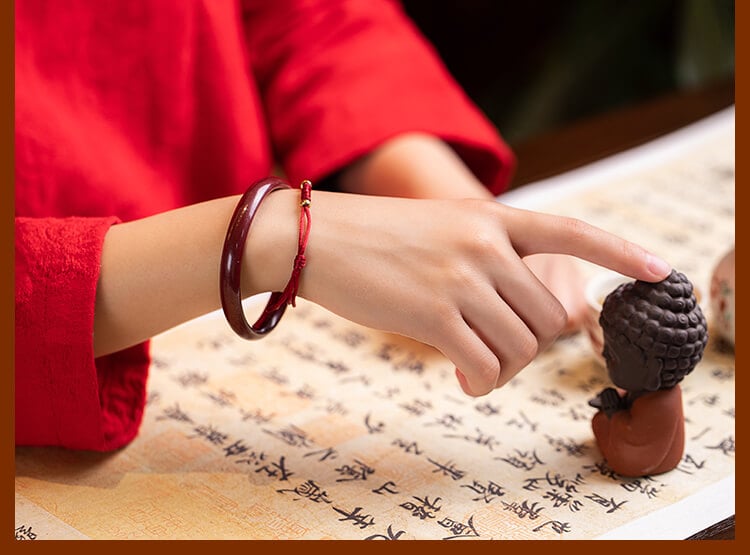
[278,191,671,397]
[296,133,669,395]
[336,133,590,336]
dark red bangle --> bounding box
[220,176,293,339]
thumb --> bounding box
[504,207,671,282]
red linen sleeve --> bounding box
[241,0,515,195]
[15,217,149,451]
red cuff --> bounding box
[15,217,149,451]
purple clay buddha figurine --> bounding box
[589,270,708,477]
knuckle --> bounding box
[457,203,505,258]
[478,355,501,384]
[535,303,567,354]
[547,299,568,337]
[514,331,539,367]
[470,357,501,397]
[456,343,502,398]
[466,225,498,259]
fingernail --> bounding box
[647,253,671,279]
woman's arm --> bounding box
[93,191,300,357]
[338,132,494,200]
[94,184,671,396]
[93,134,493,358]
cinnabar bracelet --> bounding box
[220,176,294,339]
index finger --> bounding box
[504,207,671,282]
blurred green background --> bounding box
[402,0,735,144]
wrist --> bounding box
[240,187,300,296]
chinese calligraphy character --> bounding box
[706,436,735,456]
[523,472,583,495]
[392,439,423,455]
[582,460,619,481]
[399,399,432,417]
[364,413,385,434]
[256,455,293,481]
[145,391,161,407]
[711,367,734,381]
[530,388,566,407]
[321,400,348,416]
[438,515,480,540]
[190,424,228,446]
[203,388,236,407]
[543,435,587,457]
[222,439,250,458]
[400,495,442,520]
[364,525,406,540]
[425,413,462,430]
[372,481,399,495]
[325,360,350,374]
[335,330,367,348]
[262,367,289,385]
[532,520,572,534]
[235,450,267,467]
[561,405,590,422]
[542,489,583,512]
[392,355,425,374]
[497,449,544,471]
[501,499,544,520]
[461,480,506,503]
[443,428,499,451]
[263,424,313,448]
[505,411,538,432]
[305,446,338,462]
[584,492,628,513]
[676,453,706,474]
[15,525,37,540]
[474,401,500,416]
[240,408,275,424]
[294,384,316,400]
[174,370,208,388]
[427,458,466,481]
[620,478,661,499]
[335,459,375,482]
[277,479,332,503]
[157,403,193,423]
[375,343,398,362]
[374,387,400,400]
[332,506,376,529]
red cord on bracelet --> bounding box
[262,179,312,314]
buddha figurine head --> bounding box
[599,270,708,394]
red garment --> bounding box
[15,0,515,450]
